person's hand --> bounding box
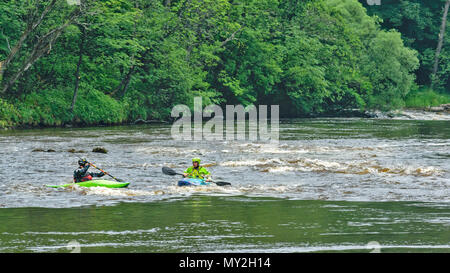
[183,173,188,177]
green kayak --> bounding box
[46,180,130,189]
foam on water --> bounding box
[0,118,449,207]
[220,157,445,177]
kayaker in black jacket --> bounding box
[74,158,105,182]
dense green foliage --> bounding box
[0,0,445,128]
[360,0,450,92]
[0,98,18,128]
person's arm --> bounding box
[91,171,105,178]
[201,168,212,181]
[183,167,192,177]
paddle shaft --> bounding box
[80,158,123,182]
[89,163,123,182]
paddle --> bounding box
[80,158,124,182]
[162,166,231,186]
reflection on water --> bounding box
[0,119,449,252]
[0,197,448,253]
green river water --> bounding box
[0,118,449,252]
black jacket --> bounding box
[73,165,105,182]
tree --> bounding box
[360,0,450,91]
[0,0,95,94]
[70,23,86,112]
[0,0,58,81]
[431,0,450,89]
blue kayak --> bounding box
[178,178,212,187]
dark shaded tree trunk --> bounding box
[119,69,134,97]
[111,49,151,98]
[71,26,86,113]
[112,64,136,98]
[431,0,450,88]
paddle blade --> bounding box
[162,167,178,176]
[215,182,231,186]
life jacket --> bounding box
[74,174,93,182]
[187,166,208,179]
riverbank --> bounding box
[1,86,448,130]
[2,108,450,131]
[368,107,450,121]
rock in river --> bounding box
[92,147,108,154]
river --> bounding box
[0,118,449,252]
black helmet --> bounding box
[78,158,88,166]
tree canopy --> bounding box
[0,0,443,128]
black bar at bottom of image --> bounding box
[1,252,445,272]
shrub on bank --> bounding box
[0,98,19,128]
[72,84,128,125]
[15,88,73,126]
[11,87,128,127]
[405,88,450,108]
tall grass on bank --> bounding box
[0,99,19,128]
[405,88,450,108]
[0,88,128,129]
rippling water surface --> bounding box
[0,118,448,252]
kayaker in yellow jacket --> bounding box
[183,158,212,181]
